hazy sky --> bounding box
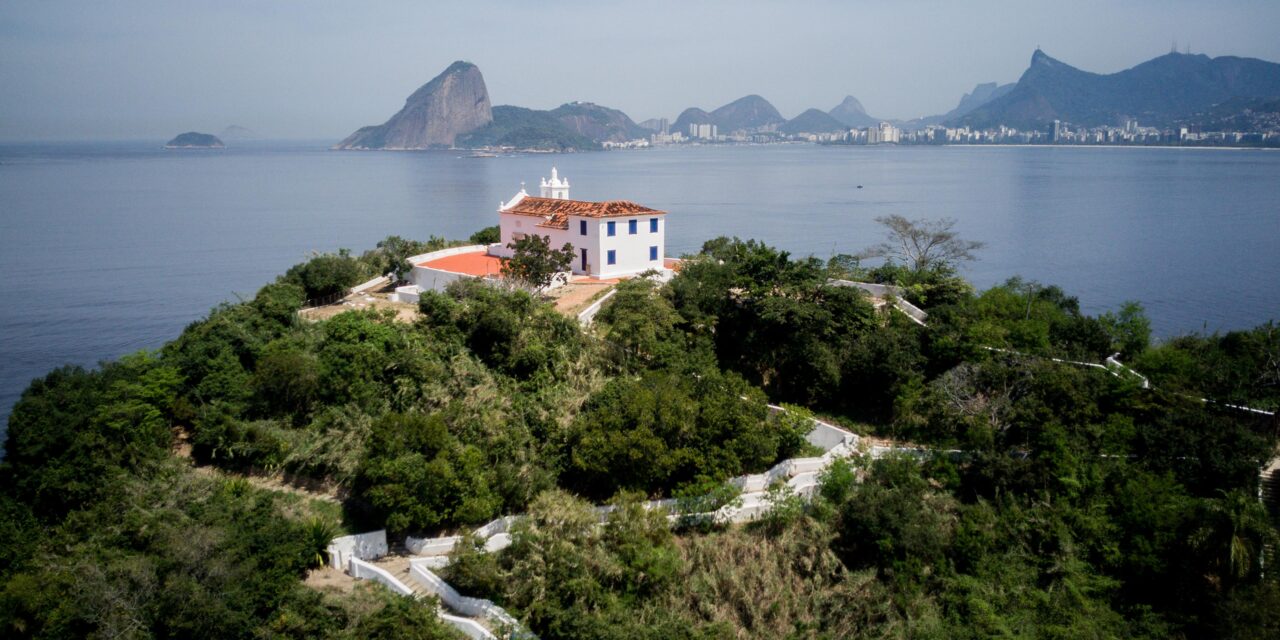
[3,0,1279,140]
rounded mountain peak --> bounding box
[836,95,867,114]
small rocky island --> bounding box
[164,132,225,149]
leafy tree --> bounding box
[361,235,450,281]
[1100,301,1153,358]
[354,412,501,533]
[596,277,684,369]
[831,455,958,582]
[563,369,802,499]
[501,233,574,290]
[283,249,370,300]
[468,225,500,245]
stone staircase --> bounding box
[375,555,424,595]
[369,554,502,639]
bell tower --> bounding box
[539,167,570,199]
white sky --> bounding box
[2,0,1278,140]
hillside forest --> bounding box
[2,226,1278,639]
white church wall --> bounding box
[595,214,665,278]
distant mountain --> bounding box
[945,82,1015,120]
[456,106,599,152]
[710,95,785,132]
[636,118,666,132]
[549,102,649,143]
[1177,96,1280,132]
[335,61,493,150]
[828,95,880,128]
[219,125,259,140]
[672,107,716,134]
[902,82,1015,127]
[670,95,786,134]
[164,132,224,149]
[955,50,1280,130]
[780,108,848,134]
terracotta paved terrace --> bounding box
[419,251,503,277]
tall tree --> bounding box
[501,234,574,291]
[860,215,984,272]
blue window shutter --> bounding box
[628,219,637,234]
[607,221,615,236]
[579,220,587,235]
[607,250,616,265]
[650,218,658,232]
[649,246,658,260]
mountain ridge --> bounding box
[954,50,1280,129]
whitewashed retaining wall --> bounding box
[327,530,388,570]
[349,557,414,596]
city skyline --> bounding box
[3,0,1280,140]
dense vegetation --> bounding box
[2,228,1277,639]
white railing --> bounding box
[409,561,521,630]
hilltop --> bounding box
[955,50,1280,129]
[2,226,1276,638]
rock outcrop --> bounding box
[335,61,492,150]
[828,95,879,128]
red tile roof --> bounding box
[418,250,503,277]
[503,196,666,230]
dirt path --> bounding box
[549,279,616,316]
[299,283,419,324]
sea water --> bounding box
[2,140,1279,429]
